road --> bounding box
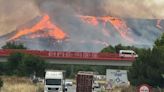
[66,85,76,92]
[66,85,102,92]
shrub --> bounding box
[0,78,3,88]
[7,52,47,77]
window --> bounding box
[46,79,61,85]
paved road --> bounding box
[66,85,102,92]
[66,85,76,92]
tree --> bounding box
[19,54,46,77]
[115,44,123,53]
[101,45,115,53]
[101,44,138,53]
[2,42,27,49]
[7,52,23,75]
[154,33,164,46]
[128,34,164,88]
[0,63,5,75]
[7,52,47,77]
[0,78,3,89]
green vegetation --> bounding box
[20,54,46,77]
[101,44,145,55]
[0,62,6,75]
[101,34,164,88]
[6,52,47,77]
[0,42,46,77]
[128,34,164,88]
[7,52,24,75]
[46,64,129,78]
[0,78,3,88]
[1,42,27,49]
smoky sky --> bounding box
[103,0,164,19]
[0,0,164,35]
[0,0,40,36]
[35,0,164,18]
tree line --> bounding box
[101,34,164,88]
[0,42,46,77]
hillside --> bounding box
[0,15,163,52]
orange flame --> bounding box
[11,14,66,40]
[79,15,110,36]
[79,15,99,26]
[79,15,133,42]
[11,14,133,43]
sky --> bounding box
[0,0,40,36]
[0,0,164,36]
[103,0,164,19]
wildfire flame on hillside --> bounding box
[10,14,134,44]
[79,15,133,42]
[10,14,67,40]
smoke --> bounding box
[0,0,40,36]
[0,0,164,51]
[34,0,164,19]
[1,0,164,36]
[103,0,164,19]
[32,0,116,50]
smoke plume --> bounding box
[0,0,40,36]
[1,0,164,36]
[103,0,164,19]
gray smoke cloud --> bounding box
[34,0,104,15]
[103,0,164,19]
[0,0,40,36]
[34,0,164,19]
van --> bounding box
[119,50,138,58]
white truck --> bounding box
[44,70,65,92]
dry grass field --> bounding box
[0,76,163,92]
[0,76,44,92]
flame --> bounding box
[100,16,132,42]
[28,31,49,39]
[79,15,133,42]
[156,19,162,29]
[11,14,133,43]
[79,15,110,36]
[79,15,99,26]
[10,14,66,40]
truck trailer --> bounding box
[76,71,94,92]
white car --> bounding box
[65,80,73,86]
[93,81,100,88]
